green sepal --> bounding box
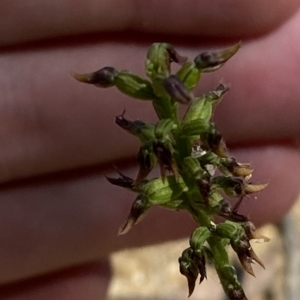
[151,79,178,120]
[146,43,171,80]
[189,227,211,250]
[146,43,187,80]
[198,152,221,168]
[176,61,201,90]
[215,221,241,240]
[182,94,212,123]
[114,71,156,100]
[182,156,206,179]
[181,119,212,137]
[208,190,223,207]
[182,84,229,123]
[135,124,156,144]
[160,199,184,210]
[155,119,176,140]
[142,175,188,205]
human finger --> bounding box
[1,0,299,46]
[1,9,300,182]
[0,144,298,285]
[0,261,111,300]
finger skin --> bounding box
[0,0,299,291]
[209,10,300,144]
[0,145,299,285]
[0,262,111,300]
[1,10,300,182]
[0,0,299,46]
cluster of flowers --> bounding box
[74,43,269,300]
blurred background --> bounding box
[108,197,300,300]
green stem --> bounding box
[191,206,246,299]
[208,238,246,299]
[152,96,179,122]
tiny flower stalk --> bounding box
[74,43,269,300]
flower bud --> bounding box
[189,227,211,250]
[163,75,192,104]
[114,71,155,100]
[72,66,117,87]
[194,43,241,72]
[179,248,200,297]
[118,194,150,235]
[182,94,210,123]
[215,221,241,240]
[146,43,187,79]
[182,156,206,179]
[181,247,194,260]
[182,84,229,123]
[142,175,187,205]
[181,119,212,137]
[179,257,199,297]
[176,62,201,90]
[154,118,175,140]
